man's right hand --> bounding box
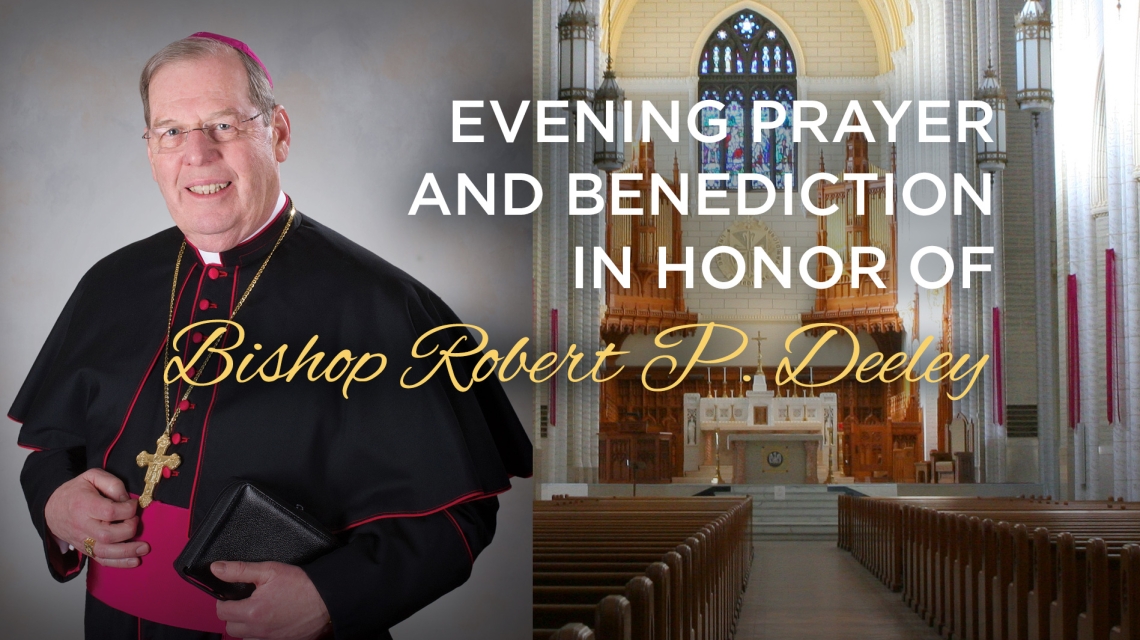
[44,469,148,568]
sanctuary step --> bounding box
[731,484,839,541]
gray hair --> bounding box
[139,37,275,127]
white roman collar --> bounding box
[197,191,288,266]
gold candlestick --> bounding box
[713,428,725,484]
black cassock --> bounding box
[10,198,533,639]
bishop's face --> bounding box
[145,51,290,252]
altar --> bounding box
[683,373,838,484]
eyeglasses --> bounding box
[143,113,264,151]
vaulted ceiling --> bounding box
[605,0,912,75]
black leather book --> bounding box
[175,482,341,600]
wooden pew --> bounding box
[534,496,752,640]
[1112,544,1140,640]
[838,494,1140,640]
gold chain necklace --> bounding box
[136,206,295,508]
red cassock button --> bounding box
[208,267,220,280]
[171,433,183,445]
[178,400,192,411]
[198,299,210,311]
[162,467,172,479]
[186,367,196,378]
[192,332,203,344]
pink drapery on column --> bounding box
[993,307,1004,425]
[1067,274,1080,429]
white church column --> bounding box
[1051,0,1101,499]
[993,175,1008,482]
[1125,146,1140,501]
[566,134,603,482]
[1122,8,1140,501]
[964,0,983,478]
[532,0,566,486]
[534,0,607,487]
[535,0,549,487]
[1032,110,1061,497]
[549,130,571,485]
[1064,86,1098,499]
[1078,176,1099,499]
[574,0,605,484]
[1101,0,1140,499]
[1057,16,1103,499]
[976,0,1000,482]
[1105,18,1125,499]
[897,0,976,469]
[567,132,585,482]
[980,167,996,482]
[1079,0,1105,500]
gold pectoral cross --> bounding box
[136,433,181,508]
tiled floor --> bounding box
[734,541,942,639]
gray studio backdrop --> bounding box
[0,1,533,638]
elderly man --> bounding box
[10,33,531,640]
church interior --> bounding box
[532,0,1140,637]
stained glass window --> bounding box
[773,87,795,188]
[750,88,772,187]
[724,90,746,188]
[699,89,723,175]
[697,11,798,190]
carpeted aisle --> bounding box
[734,541,942,639]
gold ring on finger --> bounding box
[83,537,96,557]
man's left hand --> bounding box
[213,561,331,640]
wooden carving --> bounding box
[802,125,902,335]
[806,127,923,481]
[601,141,699,349]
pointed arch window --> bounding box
[698,11,797,190]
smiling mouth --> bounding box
[187,182,232,195]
